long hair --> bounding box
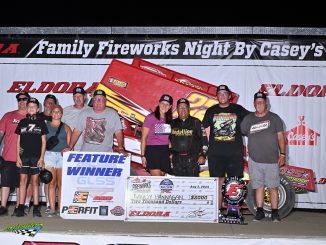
[154,106,173,124]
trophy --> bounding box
[220,176,247,224]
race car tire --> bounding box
[246,174,296,219]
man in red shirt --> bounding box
[0,92,30,215]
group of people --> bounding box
[0,87,126,218]
[0,84,286,222]
[141,85,286,222]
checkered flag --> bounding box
[73,191,88,203]
[12,226,42,237]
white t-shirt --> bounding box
[62,105,88,151]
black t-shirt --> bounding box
[38,112,52,122]
[15,117,48,157]
[170,116,208,156]
[202,103,250,154]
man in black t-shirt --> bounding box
[170,98,208,177]
[202,85,250,210]
[38,94,57,122]
[15,98,48,217]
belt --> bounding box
[178,153,189,156]
[173,151,190,156]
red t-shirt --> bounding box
[0,110,25,162]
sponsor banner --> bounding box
[285,116,320,146]
[125,176,218,222]
[2,37,326,60]
[280,165,315,192]
[61,151,130,220]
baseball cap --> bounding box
[73,86,86,95]
[159,94,173,105]
[254,92,267,101]
[93,89,106,98]
[16,92,30,100]
[44,94,57,104]
[216,85,231,93]
[27,97,40,107]
[177,98,190,106]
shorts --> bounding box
[249,157,280,189]
[44,151,63,169]
[208,151,243,178]
[0,161,20,188]
[172,155,199,177]
[20,156,40,175]
[145,145,171,174]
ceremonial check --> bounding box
[61,151,130,220]
[125,176,218,223]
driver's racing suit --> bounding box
[170,116,208,176]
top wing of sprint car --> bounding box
[94,58,240,163]
[95,58,238,163]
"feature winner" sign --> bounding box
[61,151,130,220]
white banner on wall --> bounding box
[0,37,325,209]
[125,176,218,222]
[60,151,130,220]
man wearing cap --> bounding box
[15,97,48,217]
[170,98,208,177]
[141,94,173,176]
[63,89,125,153]
[39,94,58,122]
[62,86,88,151]
[0,92,30,215]
[241,92,286,222]
[202,85,250,211]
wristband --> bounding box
[141,155,145,158]
[280,153,286,156]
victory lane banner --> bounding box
[125,176,218,223]
[61,151,130,220]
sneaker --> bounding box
[272,212,281,222]
[45,206,51,214]
[11,207,18,217]
[218,209,225,222]
[33,205,42,218]
[46,209,56,218]
[253,209,265,221]
[16,205,25,217]
[24,205,30,215]
[0,206,8,216]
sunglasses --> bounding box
[17,98,28,102]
